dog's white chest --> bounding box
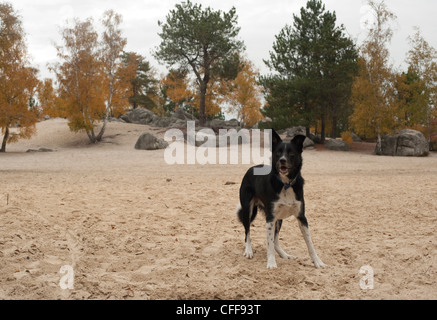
[273,188,302,220]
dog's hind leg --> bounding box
[297,216,327,268]
[274,220,296,260]
[237,202,255,259]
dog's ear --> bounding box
[292,134,306,153]
[271,129,282,150]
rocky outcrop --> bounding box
[376,129,429,157]
[120,108,241,130]
[121,108,194,128]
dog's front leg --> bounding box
[297,218,327,268]
[266,221,277,269]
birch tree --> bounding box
[222,59,264,128]
[98,10,128,140]
[0,3,39,152]
[406,27,437,145]
[53,11,130,143]
[350,0,399,148]
[53,18,106,143]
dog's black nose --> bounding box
[280,159,286,165]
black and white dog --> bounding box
[237,130,326,269]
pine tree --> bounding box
[154,0,244,126]
[121,52,159,111]
[261,0,357,140]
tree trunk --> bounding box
[131,84,138,109]
[86,129,97,144]
[96,118,107,142]
[320,113,326,143]
[1,127,9,153]
[331,116,338,139]
[199,81,207,127]
[96,95,112,142]
[375,131,382,155]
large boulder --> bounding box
[325,139,350,151]
[150,117,173,128]
[351,132,362,142]
[376,129,429,157]
[121,108,156,125]
[285,126,314,149]
[172,108,196,121]
[286,126,306,138]
[135,133,168,150]
[207,118,240,129]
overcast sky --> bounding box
[12,0,437,80]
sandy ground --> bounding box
[0,118,436,300]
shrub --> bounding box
[341,131,354,145]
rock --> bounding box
[226,118,240,128]
[108,117,125,123]
[172,108,196,121]
[194,130,218,147]
[170,118,190,129]
[134,133,168,150]
[325,139,350,151]
[285,126,314,149]
[309,133,322,144]
[150,117,173,128]
[303,138,315,149]
[186,129,251,147]
[26,148,54,153]
[207,118,240,129]
[217,129,250,147]
[121,108,156,125]
[351,132,362,142]
[121,107,200,129]
[376,129,429,157]
[286,126,306,138]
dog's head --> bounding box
[271,130,305,179]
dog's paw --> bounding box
[279,252,296,260]
[313,259,327,269]
[275,246,296,260]
[243,249,253,259]
[266,259,277,269]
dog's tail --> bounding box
[236,203,243,223]
[236,201,258,226]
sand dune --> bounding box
[0,119,436,300]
